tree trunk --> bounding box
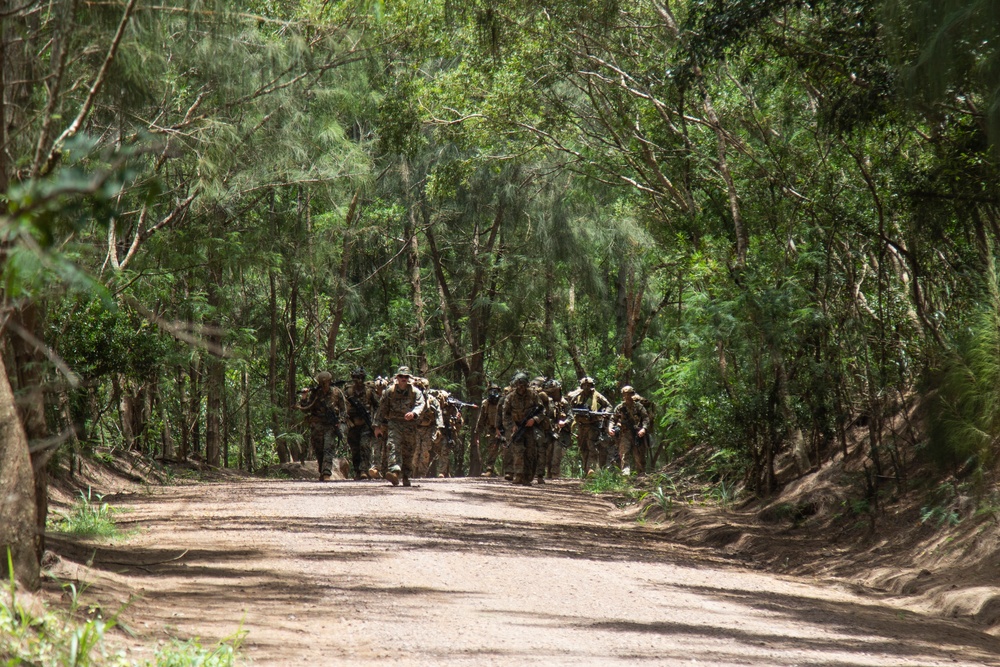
[9,304,50,564]
[177,364,188,459]
[0,352,40,589]
[268,269,280,454]
[243,367,256,471]
[402,162,429,375]
[326,188,361,360]
[189,357,201,457]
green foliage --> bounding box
[581,467,633,495]
[147,632,245,667]
[1,550,245,666]
[49,489,123,539]
[1,553,122,666]
[923,288,1000,472]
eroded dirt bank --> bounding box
[47,478,1000,666]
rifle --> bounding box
[346,393,375,434]
[571,407,610,421]
[447,397,479,409]
[509,404,544,445]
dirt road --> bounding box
[54,478,1000,666]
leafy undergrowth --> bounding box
[2,556,244,667]
[19,451,250,666]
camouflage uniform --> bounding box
[611,387,651,473]
[476,388,503,475]
[529,378,552,483]
[544,381,572,478]
[443,399,467,476]
[374,367,426,486]
[502,374,545,485]
[568,378,612,474]
[344,370,380,479]
[413,386,443,477]
[301,375,348,479]
[371,376,390,475]
[434,393,463,477]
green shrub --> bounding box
[50,488,122,539]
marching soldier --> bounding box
[295,371,348,481]
[568,376,612,476]
[343,367,380,480]
[502,372,545,485]
[543,379,572,478]
[476,384,504,476]
[374,366,426,487]
[609,385,651,474]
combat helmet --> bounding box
[511,371,530,386]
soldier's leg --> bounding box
[596,430,610,469]
[510,438,526,484]
[548,433,567,478]
[539,433,553,481]
[321,428,338,477]
[502,444,514,480]
[483,434,501,474]
[311,427,325,476]
[578,426,594,475]
[452,434,465,477]
[358,429,373,476]
[399,428,417,485]
[634,437,647,474]
[524,430,540,483]
[347,425,364,479]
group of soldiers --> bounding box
[295,366,653,487]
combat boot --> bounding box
[368,467,381,479]
[384,471,399,486]
[511,473,523,484]
[320,474,332,482]
[504,472,514,481]
[536,476,545,484]
[402,477,411,487]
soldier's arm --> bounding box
[409,387,426,417]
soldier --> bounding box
[543,379,572,478]
[374,366,426,487]
[343,367,380,480]
[295,371,348,481]
[436,391,464,477]
[475,384,503,476]
[371,375,390,477]
[568,376,612,476]
[413,381,443,477]
[530,377,552,484]
[609,385,651,474]
[501,372,545,485]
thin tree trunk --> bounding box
[243,367,255,471]
[402,162,429,375]
[177,364,188,459]
[326,188,361,360]
[0,352,39,589]
[189,357,201,457]
[9,304,50,565]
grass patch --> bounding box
[49,488,126,539]
[581,467,635,495]
[1,550,246,666]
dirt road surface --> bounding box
[54,478,1000,666]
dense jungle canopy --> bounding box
[4,0,1000,586]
